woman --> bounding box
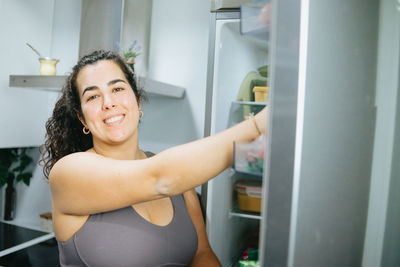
[41,50,267,267]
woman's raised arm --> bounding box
[50,107,268,216]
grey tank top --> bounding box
[57,153,198,267]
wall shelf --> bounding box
[9,75,68,91]
[9,75,186,99]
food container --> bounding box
[253,86,268,102]
[234,134,265,177]
[39,57,59,75]
[235,179,262,213]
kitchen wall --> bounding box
[138,0,210,153]
[0,0,81,229]
[121,0,153,78]
[0,0,55,148]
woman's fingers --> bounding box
[254,107,268,134]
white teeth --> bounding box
[105,115,124,124]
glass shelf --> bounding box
[232,100,267,105]
[230,205,261,220]
[228,101,267,127]
[233,168,263,178]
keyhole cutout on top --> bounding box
[131,197,175,227]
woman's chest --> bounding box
[132,197,174,226]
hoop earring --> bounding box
[83,126,90,135]
[139,110,144,119]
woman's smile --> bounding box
[104,114,125,126]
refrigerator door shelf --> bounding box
[240,1,271,40]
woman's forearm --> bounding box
[154,107,268,196]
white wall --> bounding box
[0,0,81,229]
[121,0,153,78]
[51,0,82,75]
[138,0,210,153]
[0,0,81,148]
[0,0,55,148]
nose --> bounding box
[102,94,116,110]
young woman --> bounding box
[41,50,267,267]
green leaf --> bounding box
[11,165,23,173]
[16,172,32,183]
[0,148,33,187]
[23,177,31,186]
[21,154,33,166]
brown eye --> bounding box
[87,95,99,102]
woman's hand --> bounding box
[254,107,268,135]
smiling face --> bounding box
[76,60,140,147]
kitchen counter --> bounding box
[0,222,59,266]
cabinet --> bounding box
[203,7,269,266]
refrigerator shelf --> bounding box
[232,168,263,178]
[232,100,267,106]
[229,205,261,220]
[228,101,267,127]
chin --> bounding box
[107,131,136,144]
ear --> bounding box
[77,113,87,127]
[138,97,142,109]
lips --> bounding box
[104,114,125,125]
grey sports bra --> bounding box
[57,152,198,266]
[57,194,198,267]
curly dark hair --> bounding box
[40,50,146,179]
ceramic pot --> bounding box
[39,57,59,75]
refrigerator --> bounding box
[203,0,399,266]
[202,5,269,267]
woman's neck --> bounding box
[91,136,146,160]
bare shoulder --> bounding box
[49,151,104,184]
[50,152,96,176]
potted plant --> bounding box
[0,147,34,220]
[122,40,141,71]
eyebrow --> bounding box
[81,79,127,97]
